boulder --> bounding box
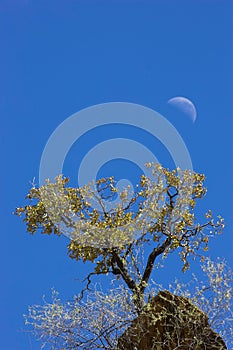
[117,290,227,350]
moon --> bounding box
[167,96,197,123]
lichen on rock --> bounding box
[117,290,227,350]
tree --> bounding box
[16,163,231,348]
[16,163,224,313]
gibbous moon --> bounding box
[167,96,197,123]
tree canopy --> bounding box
[16,163,224,313]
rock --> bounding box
[117,290,227,350]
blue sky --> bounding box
[1,1,232,349]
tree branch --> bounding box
[139,236,172,293]
[112,249,137,292]
[79,271,107,300]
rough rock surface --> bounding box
[117,290,227,350]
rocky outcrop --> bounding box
[117,290,227,350]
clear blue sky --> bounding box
[1,1,232,349]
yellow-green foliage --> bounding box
[16,163,224,303]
